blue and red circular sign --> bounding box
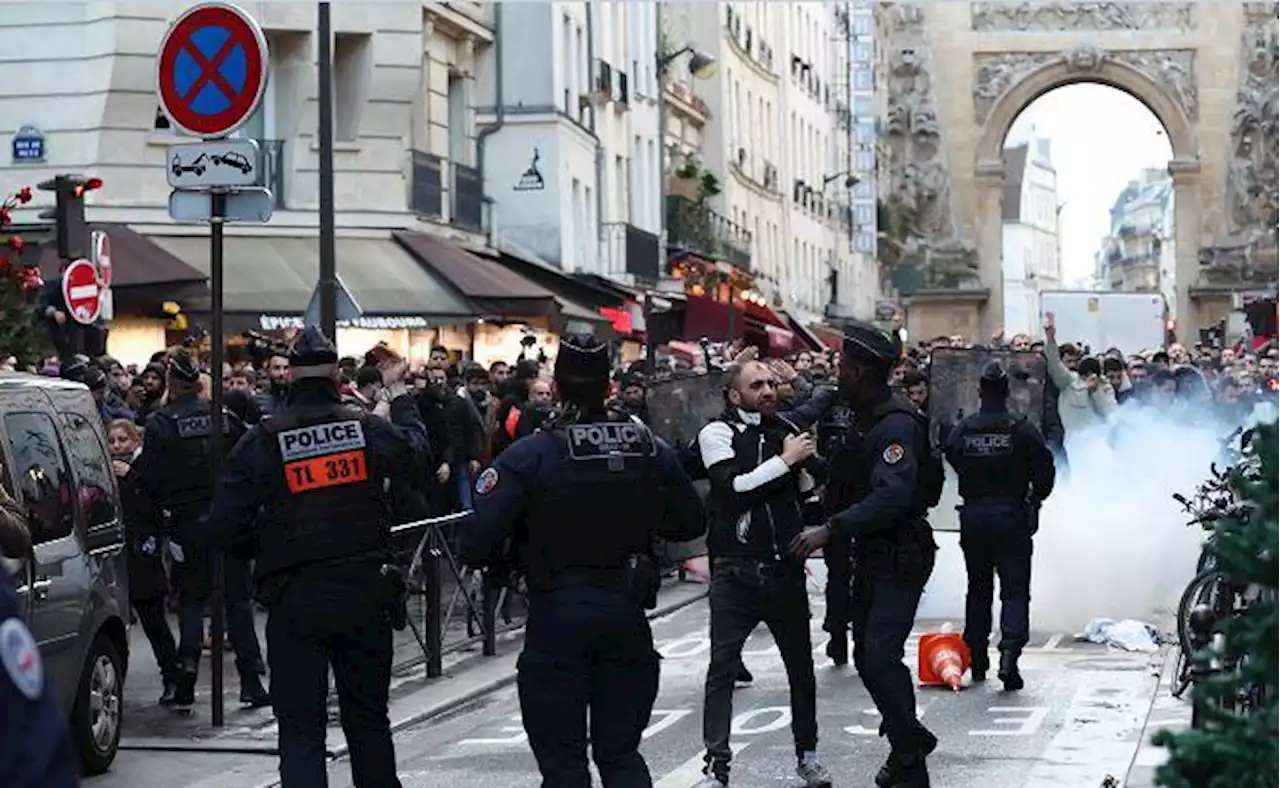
[156,3,268,138]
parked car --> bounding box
[5,374,129,774]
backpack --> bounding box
[873,398,945,511]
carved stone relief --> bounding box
[883,2,980,287]
[1223,2,1280,252]
[970,2,1195,32]
[971,47,1198,124]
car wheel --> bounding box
[72,633,123,775]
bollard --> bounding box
[424,526,443,678]
[482,580,498,656]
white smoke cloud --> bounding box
[1029,403,1237,634]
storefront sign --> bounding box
[599,306,634,333]
[259,315,431,331]
[11,124,46,163]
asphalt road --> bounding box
[321,587,1185,788]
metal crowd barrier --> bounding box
[387,511,528,678]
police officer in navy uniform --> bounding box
[204,327,431,788]
[461,334,705,788]
[136,348,270,708]
[812,387,857,666]
[0,484,80,788]
[942,361,1055,691]
[792,322,944,788]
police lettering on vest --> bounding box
[276,421,370,494]
[961,432,1013,456]
[566,421,654,461]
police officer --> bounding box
[203,327,429,788]
[0,484,80,788]
[943,361,1055,691]
[461,335,705,788]
[792,322,944,788]
[812,386,857,666]
[136,349,270,708]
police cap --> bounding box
[841,321,899,366]
[59,355,89,382]
[980,360,1008,384]
[554,333,609,382]
[167,350,202,383]
[289,326,339,374]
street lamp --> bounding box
[650,9,717,374]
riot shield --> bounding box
[645,370,726,447]
[926,347,1047,430]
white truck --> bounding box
[1038,290,1168,353]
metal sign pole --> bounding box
[209,190,227,728]
[317,0,337,337]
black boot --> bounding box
[971,649,989,683]
[158,679,178,706]
[998,651,1024,691]
[876,726,937,788]
[826,632,848,666]
[240,673,271,708]
[173,671,197,707]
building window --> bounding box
[447,72,466,165]
[333,33,372,142]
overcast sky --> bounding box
[1007,84,1174,285]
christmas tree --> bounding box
[0,185,51,366]
[1154,420,1279,788]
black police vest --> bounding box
[255,405,388,580]
[156,398,237,515]
[951,411,1027,501]
[816,400,858,515]
[521,415,662,578]
[868,397,944,514]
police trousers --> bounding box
[266,575,401,788]
[959,501,1034,658]
[850,536,935,756]
[703,558,817,779]
[175,553,264,677]
[517,583,659,788]
[822,539,853,641]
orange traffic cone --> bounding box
[918,632,971,691]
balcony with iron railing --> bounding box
[665,195,752,272]
[601,222,661,282]
[410,150,490,235]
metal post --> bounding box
[424,527,443,678]
[317,1,337,337]
[650,2,667,377]
[209,190,226,728]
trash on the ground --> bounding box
[1075,618,1161,652]
[1100,775,1120,788]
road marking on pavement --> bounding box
[644,709,694,739]
[457,714,526,746]
[653,743,749,788]
[969,706,1050,736]
[844,703,929,736]
[731,706,792,735]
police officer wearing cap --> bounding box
[792,321,944,788]
[461,334,705,788]
[0,485,80,787]
[942,360,1055,691]
[136,348,270,709]
[203,326,429,788]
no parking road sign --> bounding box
[156,2,268,138]
[62,259,102,326]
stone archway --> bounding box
[971,49,1203,339]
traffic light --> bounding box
[36,174,102,261]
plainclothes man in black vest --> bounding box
[203,327,431,788]
[693,359,833,788]
[136,349,269,708]
[461,334,705,788]
[942,361,1055,691]
[792,322,944,788]
[812,388,858,666]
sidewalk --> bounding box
[1123,648,1192,787]
[90,578,709,788]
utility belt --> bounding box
[256,551,407,628]
[711,555,807,589]
[854,518,936,581]
[527,553,659,609]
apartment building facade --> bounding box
[1000,138,1064,337]
[1094,168,1176,308]
[1,1,520,362]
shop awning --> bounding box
[147,234,476,328]
[809,322,846,351]
[38,224,209,312]
[778,311,825,352]
[392,230,557,320]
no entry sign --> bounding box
[62,259,102,325]
[156,2,268,138]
